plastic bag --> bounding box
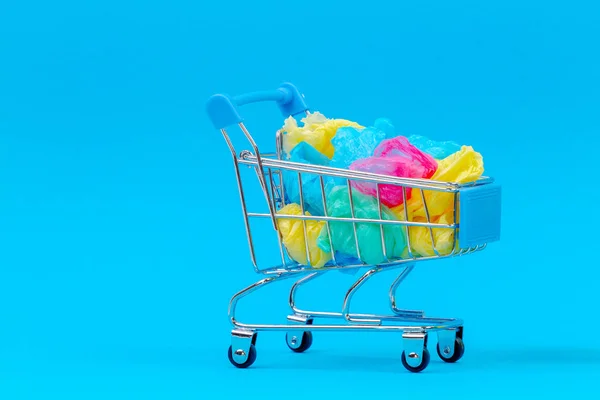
[407,213,457,257]
[327,252,364,275]
[391,145,484,256]
[431,145,484,183]
[317,118,392,195]
[349,136,438,207]
[277,203,332,268]
[373,136,439,177]
[316,186,407,265]
[412,145,484,217]
[282,112,363,159]
[407,135,462,160]
[329,118,390,170]
[282,142,330,215]
[374,118,396,139]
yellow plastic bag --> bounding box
[276,203,331,268]
[408,213,457,257]
[281,112,363,159]
[392,146,484,256]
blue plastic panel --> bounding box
[458,184,502,248]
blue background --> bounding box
[1,0,599,398]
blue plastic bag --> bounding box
[329,118,391,170]
[322,118,392,193]
[374,118,396,139]
[407,134,462,160]
[322,252,364,275]
[282,142,330,215]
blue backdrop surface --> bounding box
[1,0,599,398]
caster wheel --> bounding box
[401,348,430,373]
[228,344,257,368]
[286,331,313,353]
[437,337,465,363]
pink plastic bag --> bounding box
[349,137,437,207]
[374,137,438,177]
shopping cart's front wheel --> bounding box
[228,344,257,369]
[401,348,430,373]
[285,331,313,353]
[401,332,430,373]
[437,337,465,363]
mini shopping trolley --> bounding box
[206,82,502,373]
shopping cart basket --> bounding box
[206,82,502,373]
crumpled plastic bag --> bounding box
[432,145,484,184]
[322,123,388,193]
[329,118,390,170]
[375,118,396,139]
[404,213,457,258]
[391,145,484,256]
[282,142,330,215]
[277,203,332,268]
[373,137,439,176]
[316,186,407,265]
[407,135,462,160]
[326,252,365,275]
[282,112,363,159]
[349,136,438,207]
[408,145,484,217]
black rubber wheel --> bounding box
[437,337,465,363]
[286,331,313,353]
[228,344,257,368]
[401,348,430,373]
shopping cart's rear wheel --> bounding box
[437,337,465,363]
[401,348,430,373]
[227,344,257,368]
[285,331,313,353]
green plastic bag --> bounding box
[317,186,407,265]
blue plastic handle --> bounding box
[206,82,309,130]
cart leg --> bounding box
[227,273,296,368]
[401,332,430,373]
[285,314,314,353]
[389,265,425,318]
[229,274,295,328]
[342,267,383,324]
[228,329,258,368]
[288,272,322,316]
